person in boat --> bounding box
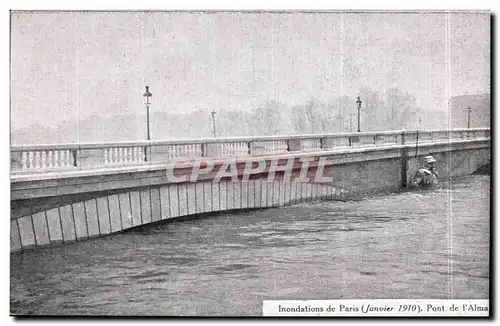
[411,155,438,188]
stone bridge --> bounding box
[10,128,490,252]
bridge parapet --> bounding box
[11,128,490,174]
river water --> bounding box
[10,175,490,316]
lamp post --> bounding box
[211,109,217,138]
[356,96,362,132]
[467,105,472,129]
[143,86,152,140]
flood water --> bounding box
[10,175,490,316]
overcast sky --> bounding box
[10,11,490,131]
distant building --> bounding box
[450,93,491,129]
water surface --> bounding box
[10,175,490,316]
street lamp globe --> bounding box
[143,86,152,105]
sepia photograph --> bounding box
[9,8,490,317]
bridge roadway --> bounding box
[10,128,490,252]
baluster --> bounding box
[111,148,116,164]
[53,150,59,168]
[47,151,53,168]
[52,150,58,168]
[40,151,47,169]
[21,152,28,170]
[58,150,64,167]
[66,150,72,167]
[68,150,73,167]
[54,150,59,167]
[61,150,67,167]
[34,151,41,169]
[133,147,138,162]
[27,151,33,169]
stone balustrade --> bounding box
[10,128,490,174]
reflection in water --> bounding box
[11,175,489,316]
